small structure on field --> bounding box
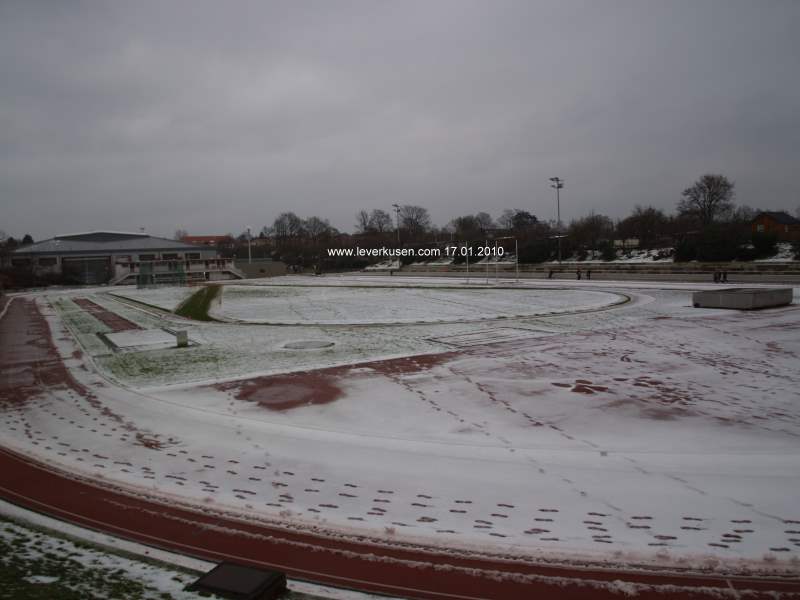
[693,287,792,310]
[284,340,335,349]
[186,562,286,599]
[175,330,188,347]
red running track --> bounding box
[1,295,799,599]
[73,297,142,332]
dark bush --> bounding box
[673,239,696,262]
[518,241,553,264]
[735,245,759,261]
[696,239,739,262]
[751,232,778,258]
[600,242,617,261]
[683,225,748,262]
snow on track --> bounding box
[1,277,799,598]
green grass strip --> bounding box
[174,284,221,321]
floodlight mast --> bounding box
[392,204,401,245]
[549,177,564,263]
[492,235,518,283]
[246,226,252,264]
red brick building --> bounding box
[751,212,800,242]
[180,235,235,248]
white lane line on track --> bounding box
[726,579,742,599]
[0,483,492,600]
[0,296,15,322]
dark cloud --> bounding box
[2,0,799,239]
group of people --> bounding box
[713,270,729,283]
[547,269,591,280]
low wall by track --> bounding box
[234,259,287,279]
[368,262,800,284]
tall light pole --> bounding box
[246,226,252,264]
[392,204,401,245]
[549,177,564,263]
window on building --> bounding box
[139,254,156,261]
[116,255,132,263]
[11,258,32,267]
[186,252,201,260]
[756,224,765,232]
[162,253,179,260]
[37,257,57,266]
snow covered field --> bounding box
[2,275,799,578]
[212,284,622,324]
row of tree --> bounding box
[3,175,797,270]
[241,174,798,266]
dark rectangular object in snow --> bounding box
[186,562,287,599]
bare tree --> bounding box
[498,209,516,230]
[272,212,305,241]
[617,206,668,248]
[369,209,393,233]
[355,210,371,233]
[678,174,735,226]
[449,215,482,240]
[509,210,538,232]
[305,216,331,240]
[475,212,495,231]
[732,205,757,223]
[497,209,537,232]
[568,213,614,251]
[398,205,431,239]
[286,213,306,238]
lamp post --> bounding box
[549,177,564,263]
[246,226,252,264]
[465,241,470,284]
[392,204,401,245]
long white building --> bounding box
[8,231,244,285]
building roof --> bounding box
[754,211,800,225]
[13,231,215,256]
[181,235,234,246]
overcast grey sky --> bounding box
[1,0,799,240]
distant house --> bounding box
[8,231,243,285]
[181,235,235,248]
[751,212,800,242]
[613,238,640,249]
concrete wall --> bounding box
[234,259,287,279]
[692,288,793,309]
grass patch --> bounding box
[52,298,113,356]
[97,346,243,386]
[0,517,206,600]
[175,285,221,321]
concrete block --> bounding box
[175,330,189,347]
[692,288,793,310]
